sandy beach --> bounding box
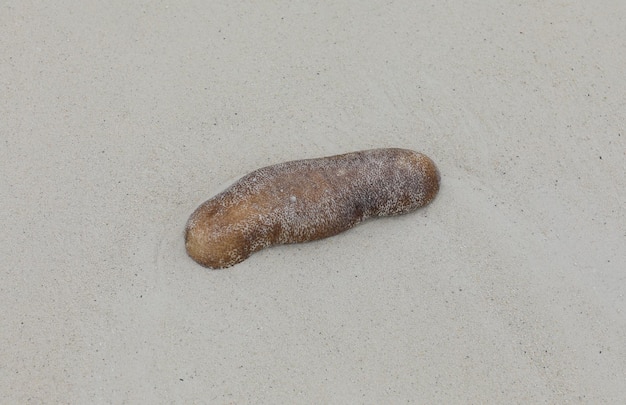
[2,1,625,403]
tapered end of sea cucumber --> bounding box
[417,152,441,207]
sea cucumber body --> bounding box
[185,148,439,269]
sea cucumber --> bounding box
[185,148,440,269]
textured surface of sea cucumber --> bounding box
[185,148,440,269]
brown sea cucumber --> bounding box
[185,148,440,269]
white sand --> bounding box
[2,1,625,403]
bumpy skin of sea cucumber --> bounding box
[185,148,440,269]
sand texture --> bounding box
[2,1,625,403]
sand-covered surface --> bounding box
[2,1,625,403]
